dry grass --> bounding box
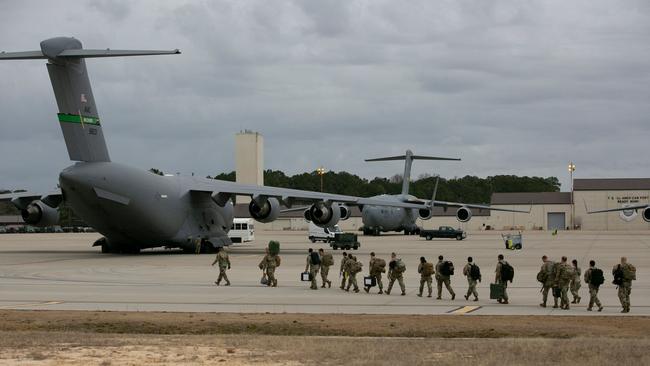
[1,310,649,365]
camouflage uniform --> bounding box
[463,262,478,301]
[387,259,406,295]
[345,256,360,292]
[305,253,320,290]
[538,261,555,307]
[435,260,455,300]
[417,262,433,297]
[259,254,278,287]
[583,267,603,311]
[339,255,349,290]
[570,265,582,303]
[213,250,231,286]
[555,262,574,309]
[495,260,509,303]
[366,257,384,294]
[614,263,636,313]
[320,251,333,288]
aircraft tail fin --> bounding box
[0,37,179,162]
[365,150,460,196]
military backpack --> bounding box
[275,255,282,267]
[613,265,624,285]
[321,253,334,266]
[590,268,604,287]
[375,258,387,269]
[501,262,514,283]
[422,262,434,276]
[310,252,321,265]
[624,264,637,281]
[440,261,454,276]
[536,271,547,284]
[469,264,482,282]
[395,259,406,273]
[350,261,363,274]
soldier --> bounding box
[463,257,479,301]
[305,248,320,290]
[613,256,636,313]
[495,254,509,304]
[386,252,406,296]
[259,247,279,287]
[537,255,556,308]
[345,255,361,293]
[339,252,349,290]
[364,252,385,294]
[211,246,231,286]
[435,255,455,300]
[318,248,333,288]
[555,256,573,310]
[417,256,433,298]
[570,259,582,304]
[583,260,604,312]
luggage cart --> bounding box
[501,233,523,250]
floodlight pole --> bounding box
[568,162,576,230]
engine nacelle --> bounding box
[643,207,650,222]
[305,202,341,228]
[248,197,280,223]
[21,200,59,227]
[418,208,433,220]
[339,205,351,221]
[456,207,472,222]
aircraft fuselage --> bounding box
[361,194,420,235]
[59,162,233,252]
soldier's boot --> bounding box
[540,302,546,308]
[587,307,592,311]
[427,292,432,298]
[272,279,278,287]
[364,287,369,293]
[378,290,384,294]
[451,293,455,300]
[502,300,509,304]
[597,306,603,312]
[553,299,559,308]
[321,284,326,288]
[354,288,360,293]
[225,281,231,286]
[401,291,406,296]
[464,294,469,300]
[385,290,391,295]
[417,292,422,297]
[577,296,581,303]
[473,297,479,301]
[328,280,332,288]
[571,299,576,304]
[214,281,220,286]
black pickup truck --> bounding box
[420,226,467,241]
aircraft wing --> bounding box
[189,179,427,209]
[428,199,532,213]
[0,190,63,209]
[586,203,649,214]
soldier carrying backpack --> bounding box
[613,257,636,313]
[318,248,333,288]
[463,257,480,301]
[584,259,604,312]
[435,255,456,300]
[365,252,386,294]
[418,257,434,298]
[494,254,511,304]
[386,252,406,296]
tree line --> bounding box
[208,170,560,204]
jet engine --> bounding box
[339,204,351,221]
[643,207,650,222]
[248,197,280,223]
[418,208,433,220]
[304,202,342,228]
[456,207,472,222]
[21,200,59,227]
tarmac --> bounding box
[0,230,648,315]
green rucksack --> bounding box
[395,259,406,273]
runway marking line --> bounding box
[448,306,481,315]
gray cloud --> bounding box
[1,0,649,193]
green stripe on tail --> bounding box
[57,113,100,125]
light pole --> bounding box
[317,166,326,192]
[568,162,576,230]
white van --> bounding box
[228,218,255,243]
[308,222,342,243]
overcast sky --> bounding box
[1,0,649,193]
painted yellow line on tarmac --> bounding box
[450,306,481,315]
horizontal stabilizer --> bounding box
[365,155,460,162]
[0,49,180,60]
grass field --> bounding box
[1,310,649,365]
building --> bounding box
[235,130,264,204]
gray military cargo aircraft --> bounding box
[359,150,530,235]
[0,36,454,253]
